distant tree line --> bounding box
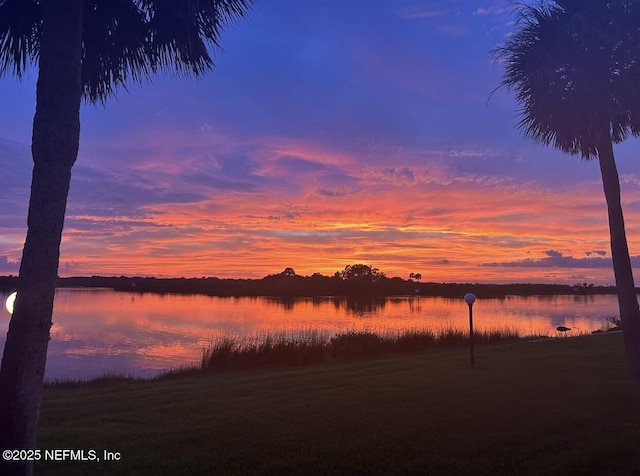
[0,264,619,298]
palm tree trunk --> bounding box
[0,2,84,475]
[597,138,640,385]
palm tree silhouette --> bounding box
[0,1,252,473]
[494,1,640,383]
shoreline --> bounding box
[0,275,622,298]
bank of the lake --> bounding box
[36,332,640,475]
[0,274,621,298]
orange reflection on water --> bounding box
[0,289,621,381]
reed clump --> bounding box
[200,327,520,372]
[201,330,329,371]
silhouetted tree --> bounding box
[0,2,252,474]
[494,0,640,383]
[339,264,385,283]
[281,267,297,277]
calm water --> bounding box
[0,288,621,381]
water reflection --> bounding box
[0,289,621,381]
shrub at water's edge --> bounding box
[199,328,521,372]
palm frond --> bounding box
[494,0,640,159]
[1,0,253,101]
[83,0,253,103]
[143,0,215,76]
[0,0,40,78]
[144,0,252,73]
[82,0,152,102]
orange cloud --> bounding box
[53,129,638,285]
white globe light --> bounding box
[5,291,17,315]
[464,293,476,305]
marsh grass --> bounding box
[201,330,329,370]
[200,327,521,371]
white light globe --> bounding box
[464,293,476,305]
[5,291,17,314]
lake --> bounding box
[0,288,621,381]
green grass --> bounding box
[35,332,640,475]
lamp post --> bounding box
[464,293,476,368]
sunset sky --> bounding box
[1,0,640,284]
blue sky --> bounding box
[0,0,639,284]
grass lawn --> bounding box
[36,332,640,475]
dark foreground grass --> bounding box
[36,332,640,475]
